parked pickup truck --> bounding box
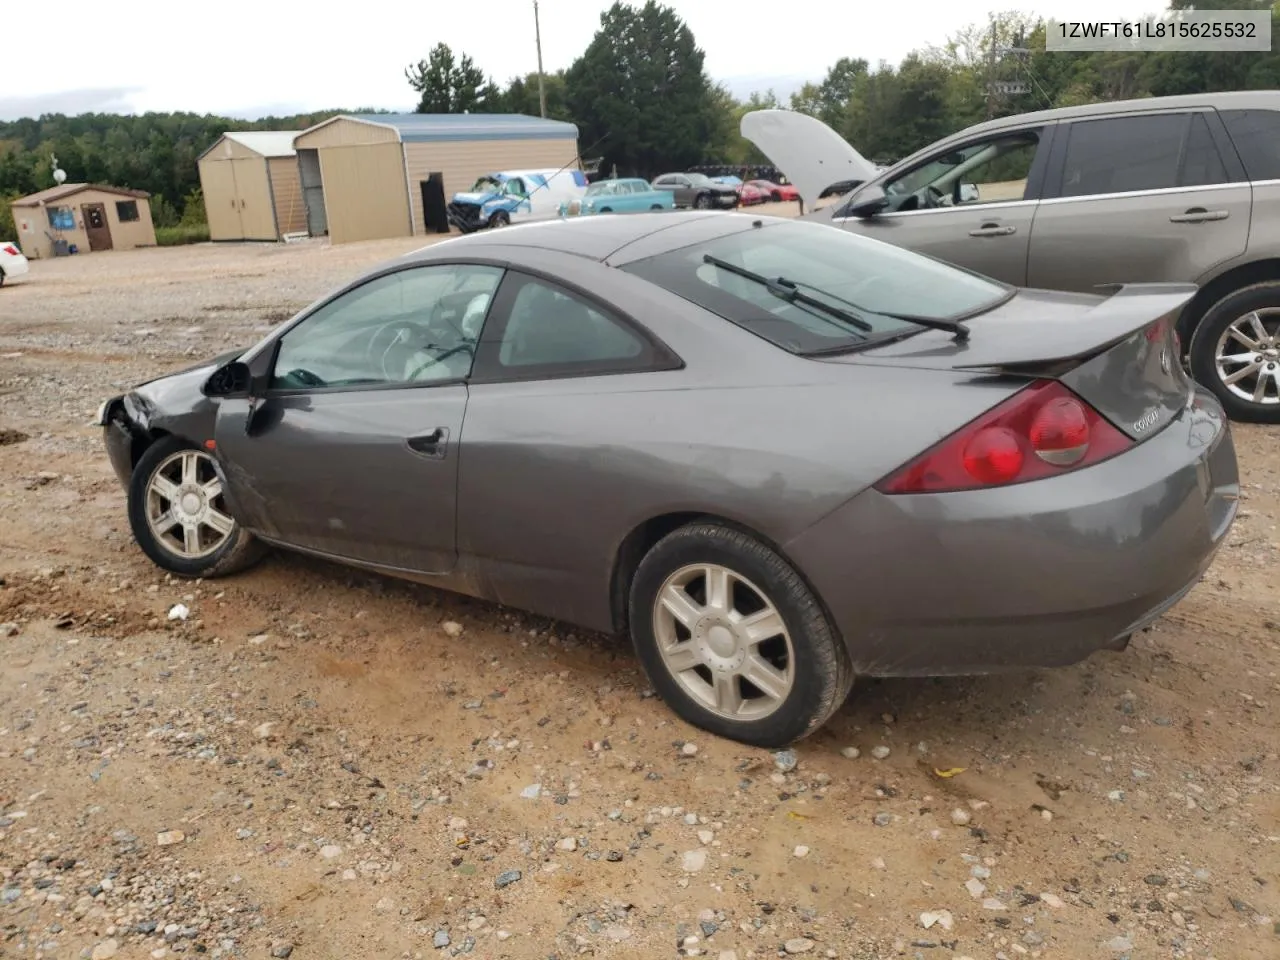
[559,178,675,217]
[447,168,588,232]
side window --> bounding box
[270,264,504,391]
[1059,113,1227,198]
[504,178,528,198]
[1221,108,1280,181]
[488,274,654,376]
[884,130,1041,210]
[1180,114,1229,187]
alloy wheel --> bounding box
[145,450,236,559]
[1215,309,1280,406]
[652,563,795,721]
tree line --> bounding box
[4,0,1280,239]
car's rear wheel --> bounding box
[628,522,853,747]
[127,435,266,578]
[1188,283,1280,423]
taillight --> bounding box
[1,245,17,257]
[875,380,1133,495]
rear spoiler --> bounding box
[950,282,1197,372]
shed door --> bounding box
[318,142,412,244]
[200,160,244,241]
[298,149,328,237]
[231,157,278,240]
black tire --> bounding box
[127,435,266,578]
[628,522,854,748]
[693,193,711,210]
[0,268,6,287]
[771,191,782,202]
[598,207,612,214]
[489,211,510,229]
[1188,282,1280,424]
[650,204,663,211]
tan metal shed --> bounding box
[197,131,307,242]
[291,113,581,245]
[9,183,156,259]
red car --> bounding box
[735,181,770,205]
[748,179,800,202]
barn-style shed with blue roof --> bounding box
[290,113,581,245]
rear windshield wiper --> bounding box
[701,254,970,342]
[702,254,872,335]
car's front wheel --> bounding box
[1189,282,1280,423]
[489,211,510,229]
[693,194,711,210]
[127,435,266,578]
[629,522,853,747]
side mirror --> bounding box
[845,183,889,219]
[203,360,252,398]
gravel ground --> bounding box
[1,210,1279,960]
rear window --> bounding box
[618,220,1009,354]
[1221,108,1280,181]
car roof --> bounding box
[406,210,764,264]
[956,89,1280,139]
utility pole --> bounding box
[985,19,998,120]
[533,0,548,118]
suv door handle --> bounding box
[1170,208,1229,223]
[406,427,449,459]
[969,224,1017,237]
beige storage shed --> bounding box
[291,113,581,245]
[10,183,156,259]
[197,131,307,242]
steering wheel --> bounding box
[282,368,325,388]
[405,343,474,382]
[924,184,949,209]
[368,320,433,381]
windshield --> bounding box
[471,176,503,193]
[619,220,1010,354]
[585,182,612,197]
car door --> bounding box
[834,123,1055,286]
[456,269,683,625]
[212,262,505,573]
[663,175,693,207]
[1027,109,1250,293]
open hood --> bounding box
[740,109,878,209]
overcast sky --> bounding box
[4,0,1163,122]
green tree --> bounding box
[564,1,724,176]
[499,71,571,119]
[405,44,502,113]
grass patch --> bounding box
[155,224,210,246]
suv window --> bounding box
[490,274,651,374]
[1221,108,1280,181]
[885,130,1041,210]
[271,264,504,390]
[1059,112,1228,198]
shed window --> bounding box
[47,206,75,230]
[115,200,140,222]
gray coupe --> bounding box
[97,212,1240,747]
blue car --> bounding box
[560,178,675,217]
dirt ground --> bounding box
[1,205,1279,960]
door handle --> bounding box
[406,427,449,458]
[968,224,1017,237]
[1169,208,1229,223]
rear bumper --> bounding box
[1,256,29,278]
[785,387,1239,676]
